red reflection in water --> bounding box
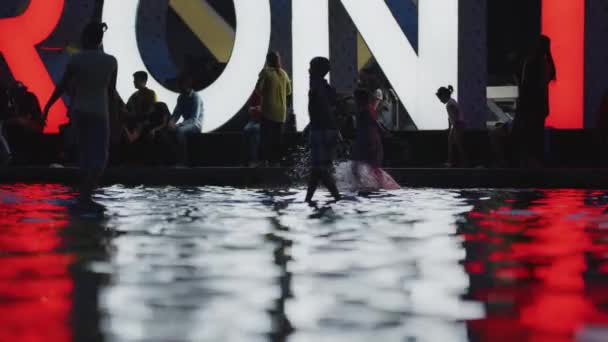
[465,190,608,342]
[0,185,72,342]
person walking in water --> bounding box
[43,22,117,204]
[348,88,399,191]
[305,57,341,202]
[257,51,291,166]
[436,85,468,167]
[512,35,556,168]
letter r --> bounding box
[0,0,67,132]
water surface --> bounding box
[1,184,607,341]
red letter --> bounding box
[0,0,67,133]
[542,0,585,128]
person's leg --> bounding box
[453,125,468,167]
[175,123,198,165]
[269,120,284,165]
[244,122,261,165]
[320,168,340,201]
[76,113,109,200]
[534,117,546,165]
[252,124,261,163]
[306,168,322,202]
[259,118,270,164]
[447,129,455,166]
[0,122,11,165]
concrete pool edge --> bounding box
[1,167,607,189]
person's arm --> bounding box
[29,94,44,132]
[43,62,74,122]
[169,96,182,126]
[256,70,266,95]
[285,72,292,96]
[108,61,118,107]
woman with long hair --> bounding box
[335,88,399,191]
[256,51,292,165]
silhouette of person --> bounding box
[305,57,341,202]
[140,102,172,164]
[124,71,157,143]
[257,51,292,166]
[353,88,383,168]
[43,22,118,203]
[436,85,468,167]
[595,90,608,165]
[350,88,400,190]
[244,92,262,167]
[167,73,203,166]
[3,81,44,164]
[512,35,556,168]
[0,84,10,165]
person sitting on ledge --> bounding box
[244,92,262,167]
[124,71,157,144]
[168,73,203,166]
[140,102,172,165]
[3,81,44,164]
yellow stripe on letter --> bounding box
[169,0,235,63]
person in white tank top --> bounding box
[43,22,117,205]
[436,85,468,167]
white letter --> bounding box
[103,0,271,132]
[341,0,458,129]
[292,0,330,130]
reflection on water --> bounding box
[0,185,607,341]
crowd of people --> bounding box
[0,21,606,203]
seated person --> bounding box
[168,73,203,166]
[3,81,44,163]
[140,102,172,164]
[244,92,262,166]
[124,71,157,143]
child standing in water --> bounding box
[436,86,468,167]
[305,57,341,202]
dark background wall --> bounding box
[486,0,541,84]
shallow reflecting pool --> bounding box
[1,184,608,341]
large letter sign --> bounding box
[105,0,457,131]
[341,0,458,130]
[292,0,330,131]
[0,0,593,131]
[0,0,68,132]
[103,0,271,132]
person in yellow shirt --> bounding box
[257,51,291,165]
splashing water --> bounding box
[288,138,399,192]
[334,161,401,192]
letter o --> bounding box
[103,0,271,132]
